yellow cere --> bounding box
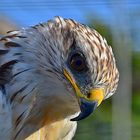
[63,69,104,106]
[88,88,104,106]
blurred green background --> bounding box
[0,1,140,140]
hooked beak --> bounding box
[63,69,104,121]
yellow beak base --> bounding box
[63,69,104,105]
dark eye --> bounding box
[69,52,87,72]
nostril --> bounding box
[87,92,91,98]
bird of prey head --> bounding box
[0,16,119,140]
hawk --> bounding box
[0,16,119,140]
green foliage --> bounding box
[132,52,140,73]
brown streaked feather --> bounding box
[0,49,9,55]
[5,42,22,48]
[10,84,28,104]
[0,60,18,85]
[0,31,22,85]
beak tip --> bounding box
[71,98,98,121]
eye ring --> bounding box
[69,52,88,72]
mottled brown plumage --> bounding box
[0,16,119,140]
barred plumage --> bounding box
[0,16,119,140]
